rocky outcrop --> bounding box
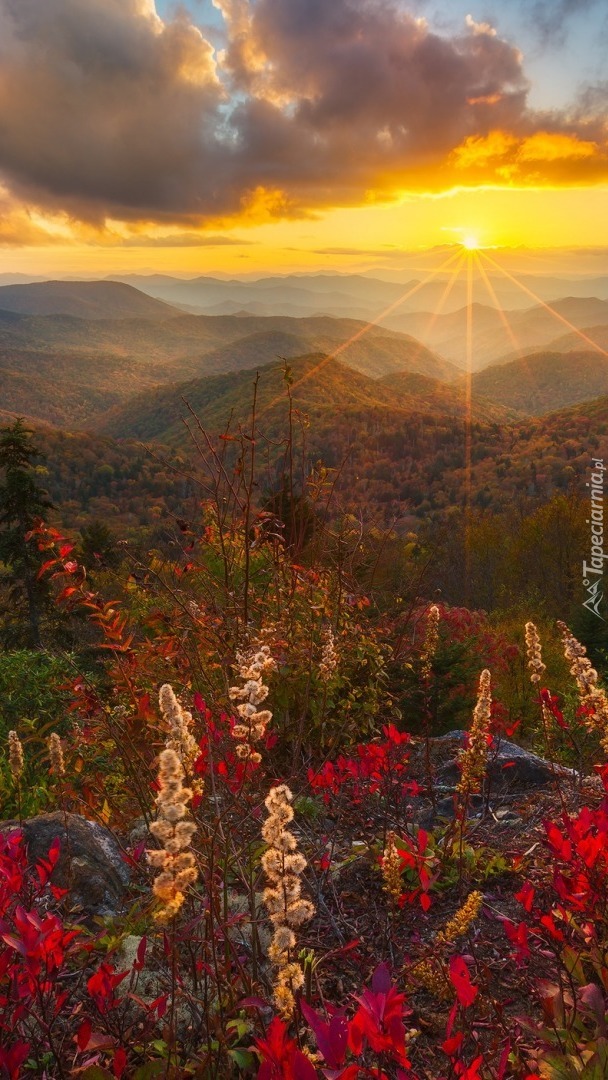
[0,812,130,917]
[431,731,577,791]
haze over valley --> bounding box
[1,261,606,541]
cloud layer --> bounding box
[0,0,606,240]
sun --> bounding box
[461,235,480,251]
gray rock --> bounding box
[0,811,130,917]
[433,732,576,791]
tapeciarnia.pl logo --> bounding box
[583,457,606,620]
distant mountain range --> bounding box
[0,299,456,428]
[1,277,608,436]
[384,297,608,368]
[469,351,608,415]
[2,278,606,378]
[542,323,608,355]
[0,280,179,320]
[0,274,605,534]
[108,271,608,321]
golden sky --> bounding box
[0,0,607,275]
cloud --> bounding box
[522,0,603,47]
[0,189,71,246]
[0,0,226,222]
[0,0,606,237]
[577,80,608,114]
[449,128,608,184]
[313,247,398,256]
[115,232,254,247]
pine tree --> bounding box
[0,419,53,647]
[78,520,122,572]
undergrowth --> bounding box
[1,409,607,1080]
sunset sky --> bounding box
[0,0,607,276]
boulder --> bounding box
[0,811,130,917]
[431,731,577,791]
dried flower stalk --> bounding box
[413,890,483,998]
[148,748,198,922]
[525,622,546,685]
[436,890,483,944]
[262,784,314,1017]
[8,730,24,781]
[456,669,492,795]
[229,640,277,765]
[420,604,440,680]
[159,684,199,775]
[319,628,338,682]
[48,732,65,777]
[558,621,608,751]
[381,831,403,905]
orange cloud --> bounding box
[448,128,607,186]
[516,132,598,162]
[450,131,520,169]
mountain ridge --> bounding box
[0,280,181,320]
[469,350,608,414]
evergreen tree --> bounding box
[0,419,53,647]
[263,475,319,554]
[78,520,122,572]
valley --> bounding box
[0,275,605,541]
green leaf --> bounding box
[226,1018,250,1040]
[229,1049,256,1070]
[133,1064,169,1079]
[561,944,586,985]
[538,1052,580,1080]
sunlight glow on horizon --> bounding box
[2,184,608,278]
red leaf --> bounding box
[293,1050,319,1079]
[135,935,147,970]
[77,1018,92,1052]
[37,558,58,579]
[1,932,26,955]
[449,955,478,1007]
[515,882,535,913]
[300,999,348,1067]
[113,1047,127,1077]
[459,1054,484,1079]
[503,920,530,962]
[442,1032,463,1056]
[0,1040,30,1080]
[149,993,169,1017]
[497,1040,512,1080]
[57,585,78,602]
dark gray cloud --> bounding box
[0,0,229,222]
[0,0,605,235]
[225,0,529,159]
[577,80,608,113]
[523,0,601,47]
